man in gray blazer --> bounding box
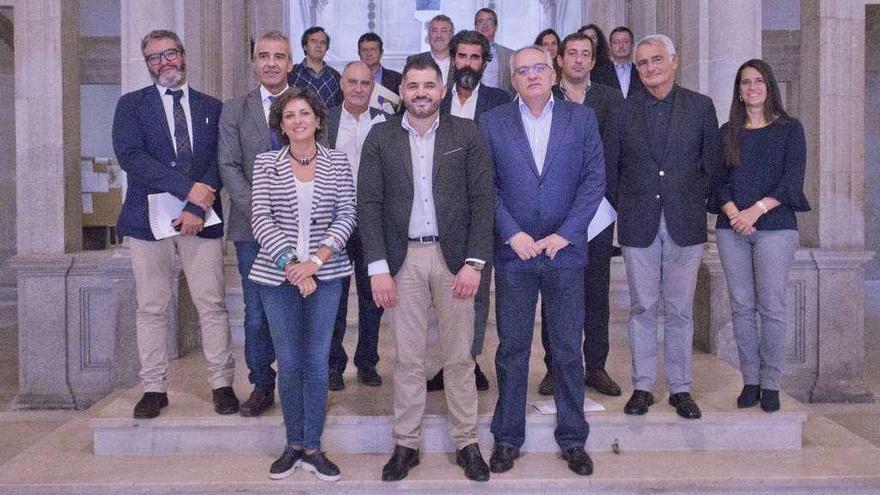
[605,34,721,420]
[406,14,455,87]
[474,8,513,94]
[358,57,494,482]
[217,30,293,417]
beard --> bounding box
[454,66,483,91]
[403,95,440,119]
[151,61,187,88]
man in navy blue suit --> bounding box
[112,30,238,420]
[480,46,605,476]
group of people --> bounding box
[112,6,809,484]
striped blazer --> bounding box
[249,143,356,286]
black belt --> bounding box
[408,236,440,244]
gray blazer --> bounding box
[218,87,272,242]
[357,114,495,276]
[494,43,514,95]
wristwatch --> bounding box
[465,260,485,272]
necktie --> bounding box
[166,89,192,158]
[268,95,282,151]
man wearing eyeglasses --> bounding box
[406,15,455,87]
[474,8,513,94]
[112,30,237,420]
[480,46,605,476]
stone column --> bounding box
[627,0,657,39]
[11,0,80,409]
[584,0,626,31]
[799,0,873,402]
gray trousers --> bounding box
[622,216,703,394]
[716,228,798,390]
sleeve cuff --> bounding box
[367,259,390,276]
[465,257,485,265]
[183,202,207,219]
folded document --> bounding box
[148,192,221,240]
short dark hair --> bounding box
[357,32,383,52]
[301,26,330,52]
[609,26,634,42]
[268,86,328,144]
[559,32,595,61]
[534,29,561,49]
[402,56,442,82]
[474,8,498,25]
[141,29,184,55]
[449,30,492,64]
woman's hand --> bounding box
[296,275,317,297]
[730,205,761,235]
[289,261,320,284]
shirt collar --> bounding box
[341,104,371,123]
[558,80,591,100]
[452,83,481,99]
[260,84,289,102]
[647,85,676,106]
[401,112,440,137]
[156,82,189,98]
[518,94,555,119]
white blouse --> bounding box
[294,176,315,262]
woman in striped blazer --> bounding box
[249,87,355,482]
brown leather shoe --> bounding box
[538,372,553,396]
[584,368,622,396]
[240,387,274,417]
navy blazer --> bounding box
[592,61,645,98]
[480,99,606,270]
[439,84,512,123]
[113,85,224,241]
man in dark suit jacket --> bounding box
[322,61,388,391]
[426,29,511,394]
[358,57,494,482]
[605,34,721,420]
[113,30,237,420]
[217,30,294,417]
[406,15,456,87]
[537,32,624,399]
[482,46,604,477]
[357,32,402,101]
[592,26,645,98]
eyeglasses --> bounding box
[145,48,181,66]
[475,19,495,27]
[513,63,551,78]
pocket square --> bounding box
[441,147,464,156]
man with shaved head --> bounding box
[324,61,388,391]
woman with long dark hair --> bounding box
[578,24,611,69]
[709,59,810,413]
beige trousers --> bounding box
[129,236,235,393]
[388,243,477,450]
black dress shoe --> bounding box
[561,447,593,476]
[357,367,383,386]
[624,390,654,415]
[212,386,239,415]
[668,392,702,419]
[268,445,302,480]
[611,245,623,257]
[489,445,519,473]
[240,386,274,417]
[584,368,622,396]
[329,369,345,391]
[737,384,761,409]
[455,443,490,481]
[301,451,341,482]
[382,445,420,481]
[426,369,445,392]
[538,372,553,396]
[133,392,168,419]
[760,389,780,413]
[474,364,490,391]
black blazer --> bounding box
[379,67,403,96]
[357,114,494,276]
[439,84,512,123]
[593,61,645,98]
[605,85,721,248]
[323,105,386,149]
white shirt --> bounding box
[449,83,481,120]
[156,82,193,154]
[615,62,632,98]
[294,176,315,262]
[260,84,289,123]
[519,95,554,175]
[482,44,500,88]
[432,53,451,85]
[336,106,385,187]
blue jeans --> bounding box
[329,230,383,373]
[260,279,342,450]
[716,229,798,390]
[491,258,589,451]
[234,241,276,390]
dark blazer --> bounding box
[112,85,223,241]
[217,87,272,242]
[605,85,721,248]
[480,99,606,270]
[406,51,455,87]
[439,84,512,123]
[379,67,403,95]
[552,82,622,203]
[593,61,644,98]
[357,114,494,276]
[324,105,386,149]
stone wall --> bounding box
[0,8,15,287]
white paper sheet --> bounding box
[529,396,606,415]
[148,192,221,240]
[587,197,617,241]
[81,193,94,214]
